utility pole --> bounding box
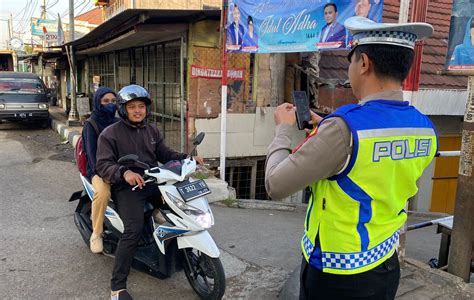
[396,0,429,264]
[67,0,79,125]
[69,0,75,42]
[7,15,12,49]
[219,0,228,180]
[447,72,474,282]
[8,14,13,38]
[41,0,46,49]
[41,0,47,19]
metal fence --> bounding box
[87,38,185,152]
[223,157,269,200]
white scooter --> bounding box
[69,133,226,299]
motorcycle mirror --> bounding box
[188,132,205,157]
[118,154,139,164]
[193,132,205,146]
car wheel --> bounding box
[40,119,50,129]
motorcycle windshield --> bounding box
[161,160,182,175]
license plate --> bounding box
[14,113,32,118]
[177,180,211,201]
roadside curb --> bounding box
[402,257,474,298]
[213,199,308,212]
[51,117,82,149]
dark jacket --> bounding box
[319,22,346,47]
[227,22,245,46]
[82,87,117,179]
[96,119,187,184]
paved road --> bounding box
[0,124,201,299]
[0,124,291,299]
[1,123,465,299]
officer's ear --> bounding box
[359,53,371,75]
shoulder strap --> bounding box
[84,118,100,136]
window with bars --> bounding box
[86,39,185,152]
[222,157,270,200]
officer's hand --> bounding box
[309,110,323,125]
[274,103,296,126]
[193,156,205,165]
[124,170,145,188]
[304,110,323,134]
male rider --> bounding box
[96,84,203,300]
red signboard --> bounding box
[190,65,244,81]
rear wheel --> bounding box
[183,248,226,300]
[39,119,49,129]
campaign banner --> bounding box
[445,0,474,70]
[45,32,58,43]
[226,0,384,53]
[31,18,58,36]
[190,65,245,80]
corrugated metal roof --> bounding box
[411,89,468,115]
[66,9,220,50]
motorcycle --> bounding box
[69,132,226,299]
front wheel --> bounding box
[182,248,226,300]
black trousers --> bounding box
[110,183,161,291]
[299,252,400,300]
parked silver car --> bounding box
[0,72,50,127]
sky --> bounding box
[0,0,95,49]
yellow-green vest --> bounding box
[301,100,438,275]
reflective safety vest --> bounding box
[301,100,438,275]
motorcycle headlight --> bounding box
[166,192,214,229]
[194,211,213,229]
[38,103,48,109]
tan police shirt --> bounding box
[265,90,404,200]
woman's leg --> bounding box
[90,175,111,253]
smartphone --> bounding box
[292,91,312,130]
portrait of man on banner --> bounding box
[319,3,346,48]
[227,2,245,51]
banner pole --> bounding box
[219,0,229,180]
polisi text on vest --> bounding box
[373,139,432,162]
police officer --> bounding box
[265,17,438,299]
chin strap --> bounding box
[123,118,147,128]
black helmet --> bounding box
[117,84,152,120]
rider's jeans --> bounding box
[91,175,111,235]
[110,183,162,291]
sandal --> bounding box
[111,289,133,300]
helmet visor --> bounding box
[118,85,151,104]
